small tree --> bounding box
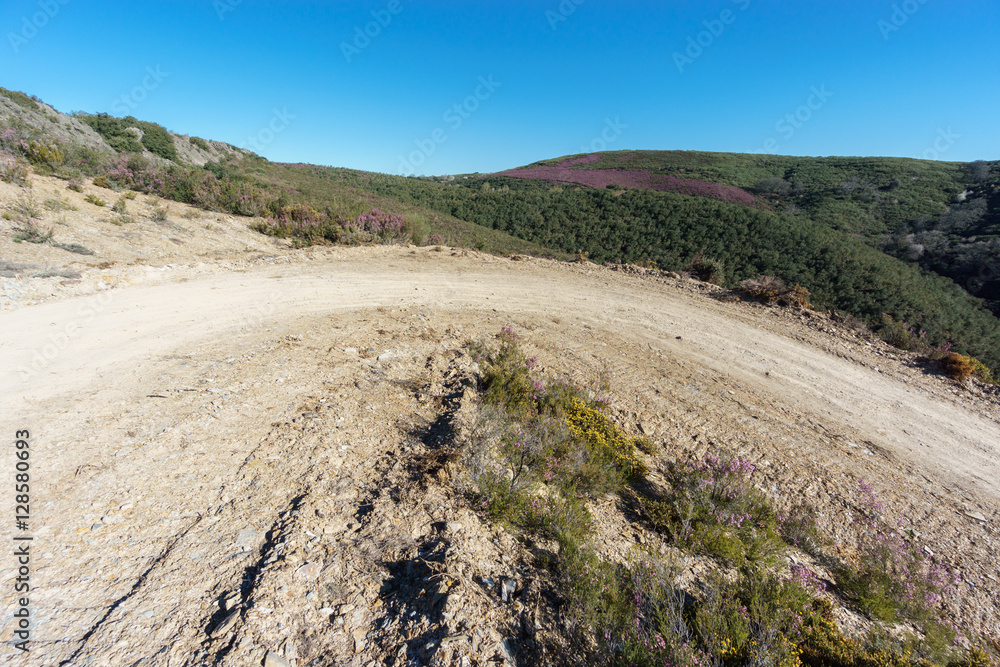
[754,177,791,196]
[967,160,991,183]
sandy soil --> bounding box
[1,176,998,665]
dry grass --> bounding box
[940,352,975,382]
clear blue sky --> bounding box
[2,0,998,175]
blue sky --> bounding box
[2,0,998,175]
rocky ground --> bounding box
[1,173,999,665]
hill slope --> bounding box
[0,88,565,260]
[503,149,1000,314]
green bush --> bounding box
[687,253,726,284]
[878,314,931,353]
[78,113,143,153]
[131,119,177,161]
[642,453,783,567]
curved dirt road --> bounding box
[1,246,998,664]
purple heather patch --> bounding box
[497,156,765,209]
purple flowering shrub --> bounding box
[835,480,956,626]
[0,127,64,171]
[342,208,408,244]
[0,149,31,185]
[642,453,783,566]
[254,206,415,246]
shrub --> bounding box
[0,151,31,185]
[939,353,975,382]
[687,253,725,284]
[755,176,792,196]
[567,398,647,480]
[966,356,997,384]
[93,175,112,189]
[151,204,169,221]
[0,87,40,111]
[18,139,64,170]
[112,198,128,214]
[52,242,94,255]
[131,119,177,161]
[473,326,540,416]
[879,314,929,353]
[13,193,42,219]
[778,503,826,556]
[189,136,211,152]
[834,480,954,625]
[12,220,53,244]
[739,275,812,309]
[832,310,870,333]
[253,204,341,244]
[634,437,656,455]
[67,178,83,193]
[345,209,410,244]
[405,213,430,245]
[85,194,106,207]
[739,275,787,302]
[78,113,143,153]
[777,283,811,309]
[0,128,67,172]
[464,327,642,531]
[643,453,782,566]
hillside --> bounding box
[3,88,1000,666]
[322,157,1000,374]
[0,88,564,261]
[513,150,1000,314]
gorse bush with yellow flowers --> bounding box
[567,398,648,479]
[465,327,634,534]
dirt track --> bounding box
[2,244,999,665]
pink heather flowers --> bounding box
[344,208,407,243]
[497,154,765,208]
